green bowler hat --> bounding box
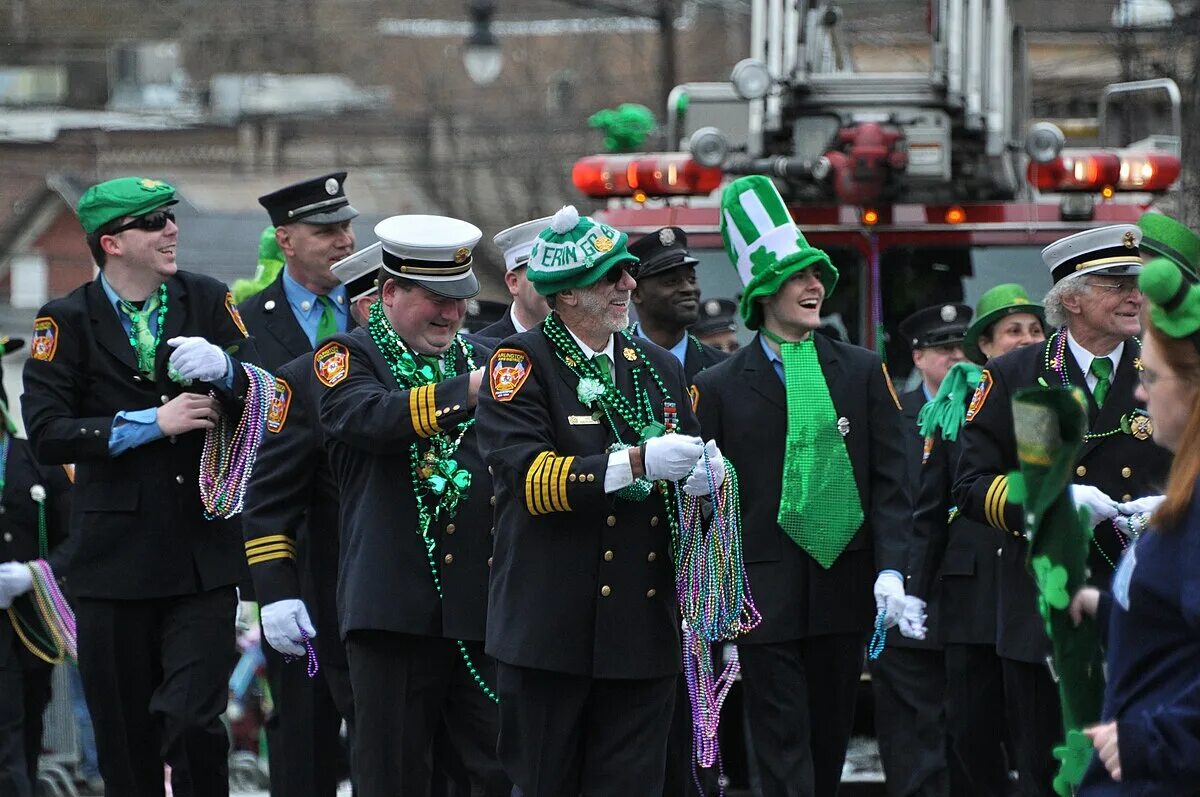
[76,177,178,235]
[963,283,1045,364]
[1139,256,1200,345]
[718,175,838,330]
[1138,212,1200,281]
[526,205,639,297]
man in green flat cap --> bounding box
[693,175,914,797]
[22,176,260,797]
[475,205,711,795]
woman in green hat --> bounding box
[910,283,1045,795]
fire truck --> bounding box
[572,0,1181,385]
[569,1,1181,791]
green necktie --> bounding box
[1090,357,1113,409]
[421,354,444,380]
[119,293,161,378]
[316,295,338,343]
[771,333,864,568]
[593,353,614,385]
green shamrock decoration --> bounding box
[588,104,656,153]
[1033,555,1071,610]
[396,353,435,382]
[426,458,471,497]
[1051,729,1093,796]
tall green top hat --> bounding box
[1139,256,1200,351]
[719,176,838,330]
[1138,212,1200,281]
[963,283,1045,363]
[526,205,639,297]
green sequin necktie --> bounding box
[765,330,864,568]
[119,293,161,377]
[316,294,338,343]
[1089,357,1113,409]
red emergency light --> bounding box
[1027,150,1180,194]
[572,154,724,198]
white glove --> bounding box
[873,571,906,629]
[259,599,317,658]
[643,434,704,482]
[1070,484,1119,527]
[683,439,727,496]
[167,336,230,383]
[897,595,927,640]
[0,562,33,610]
[1116,494,1165,517]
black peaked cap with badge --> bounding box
[691,298,738,337]
[898,303,972,350]
[627,227,699,279]
[258,172,359,227]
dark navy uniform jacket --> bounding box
[476,322,698,680]
[692,333,910,644]
[317,327,495,642]
[953,334,1171,662]
[22,271,258,600]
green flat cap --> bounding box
[76,177,177,234]
[526,205,638,296]
[1139,256,1200,342]
[963,283,1045,363]
[1138,212,1200,281]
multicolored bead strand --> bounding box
[199,363,274,519]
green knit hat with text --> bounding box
[719,175,838,330]
[526,205,639,297]
[1139,256,1200,348]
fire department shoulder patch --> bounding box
[267,377,292,433]
[31,317,58,362]
[490,348,532,402]
[881,362,902,411]
[225,292,249,337]
[965,369,993,423]
[314,341,350,388]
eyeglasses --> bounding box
[108,209,175,235]
[1137,368,1177,388]
[1085,280,1140,298]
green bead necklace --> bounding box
[1039,328,1142,442]
[367,302,496,702]
[119,283,169,377]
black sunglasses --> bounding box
[602,264,636,284]
[108,209,175,235]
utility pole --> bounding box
[656,0,678,117]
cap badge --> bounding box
[940,305,957,322]
[454,246,471,264]
[623,347,637,362]
[705,299,721,316]
[1123,231,1136,249]
[324,178,339,196]
[1129,413,1153,441]
[593,236,614,253]
[837,417,850,437]
[139,178,165,191]
[659,228,676,246]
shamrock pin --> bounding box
[1051,729,1093,797]
[396,353,435,382]
[1033,555,1071,610]
[427,459,471,496]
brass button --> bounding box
[133,375,143,382]
[445,523,456,535]
[441,407,450,414]
[996,548,1002,556]
[600,585,612,597]
[569,473,577,482]
[603,550,614,561]
[79,428,87,435]
[94,430,101,437]
[650,516,659,527]
[490,527,495,536]
[488,466,493,475]
[443,554,454,565]
[586,474,595,483]
[434,409,443,418]
[646,588,657,598]
[3,533,11,543]
[487,557,493,567]
[1121,467,1132,478]
[452,404,461,411]
[647,552,657,562]
[175,475,185,484]
[1013,531,1021,538]
[490,496,496,506]
[606,515,616,527]
[161,394,170,404]
[1076,465,1087,477]
[1122,494,1132,502]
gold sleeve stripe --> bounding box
[244,534,292,551]
[547,454,575,513]
[245,542,296,557]
[409,385,441,438]
[525,451,552,515]
[248,551,296,566]
[983,475,1010,532]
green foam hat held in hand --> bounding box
[1139,256,1200,343]
[718,175,838,330]
[76,177,177,234]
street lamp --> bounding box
[463,0,503,86]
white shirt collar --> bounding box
[563,323,615,363]
[1066,329,1123,381]
[509,305,529,334]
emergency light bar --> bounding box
[1026,149,1180,194]
[572,154,724,199]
